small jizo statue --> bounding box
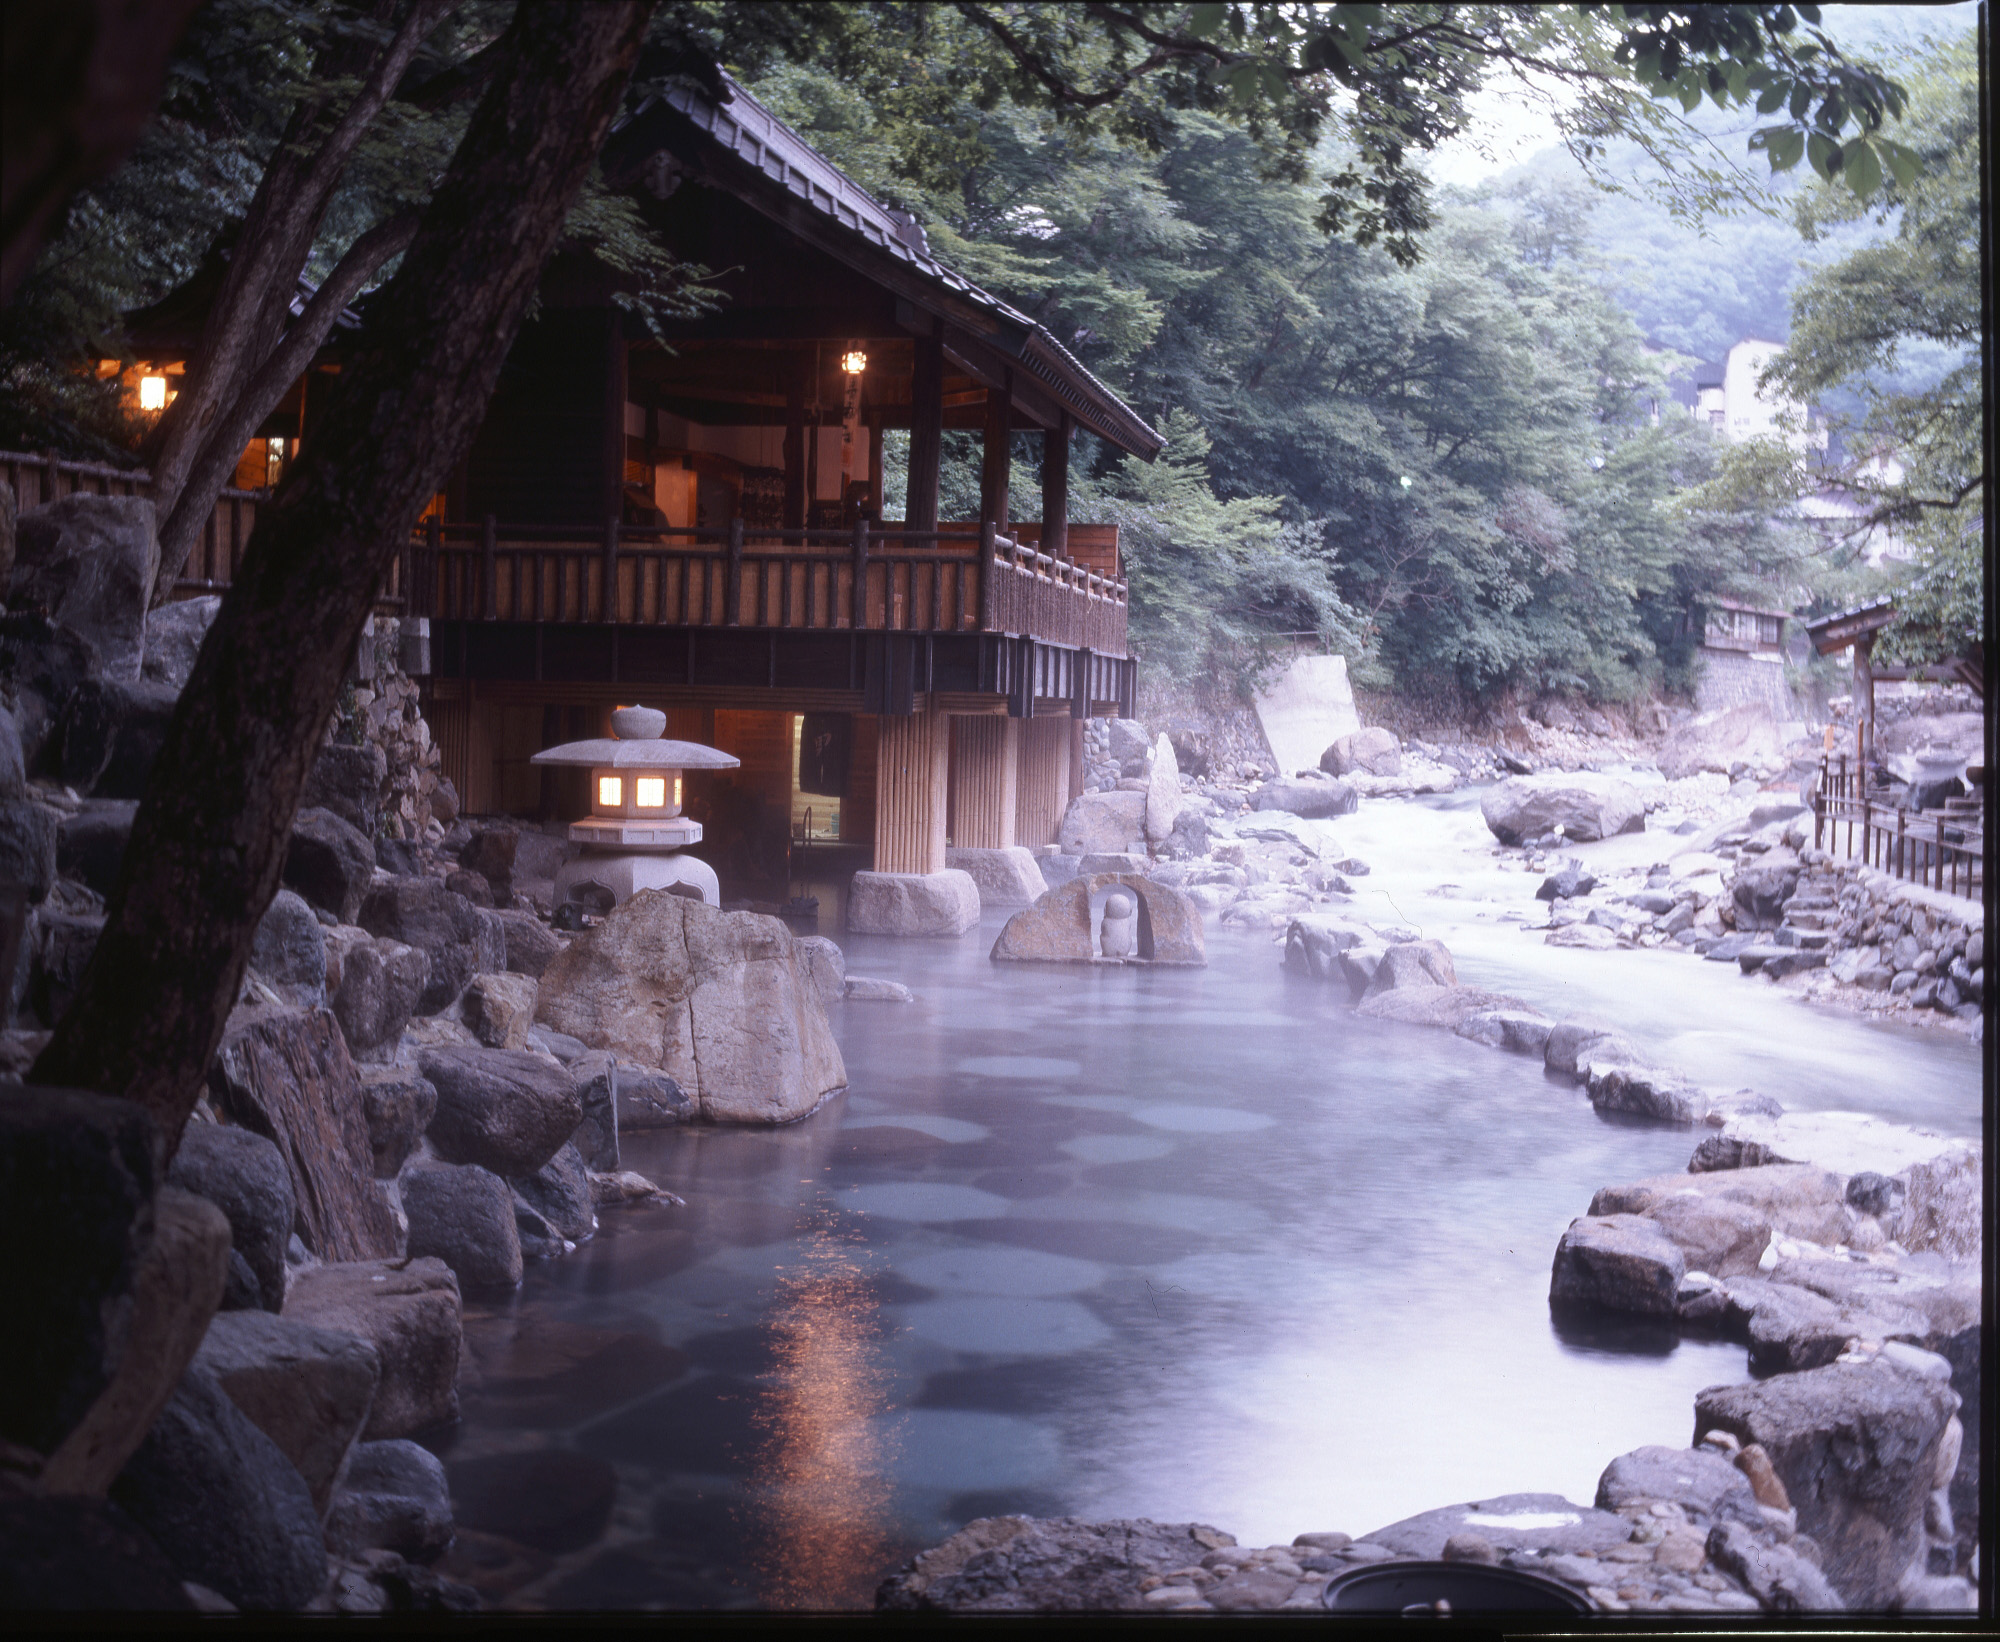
[1100,888,1137,958]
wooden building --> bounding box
[407,73,1161,907]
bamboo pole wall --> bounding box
[1016,715,1071,848]
[948,716,1018,849]
[873,710,948,874]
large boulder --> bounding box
[846,868,981,936]
[458,827,517,902]
[495,909,562,978]
[0,610,95,768]
[1358,1492,1633,1561]
[1144,732,1181,843]
[109,1365,326,1612]
[990,873,1206,967]
[398,1159,522,1295]
[794,934,846,1009]
[1282,914,1373,985]
[613,1062,693,1132]
[282,1258,461,1441]
[1057,790,1147,854]
[1658,701,1786,781]
[285,807,377,927]
[877,1516,1241,1612]
[1321,727,1400,778]
[54,676,178,798]
[1590,1164,1848,1248]
[207,1004,402,1262]
[166,1120,296,1312]
[324,1439,454,1564]
[458,971,536,1050]
[191,1309,381,1514]
[1548,1214,1685,1316]
[1356,985,1526,1030]
[534,892,848,1124]
[357,877,504,1014]
[511,1141,595,1243]
[301,742,387,839]
[1479,774,1647,846]
[1595,1444,1764,1533]
[9,495,159,682]
[357,1069,436,1179]
[0,703,20,799]
[55,797,136,898]
[1640,1191,1771,1278]
[1705,1517,1845,1612]
[249,889,327,1009]
[1740,1282,1923,1377]
[140,593,220,691]
[418,1045,581,1175]
[944,845,1049,909]
[1250,772,1357,819]
[1544,1019,1638,1080]
[325,927,429,1063]
[0,796,59,905]
[1585,1062,1711,1125]
[1360,937,1455,997]
[1695,1359,1959,1610]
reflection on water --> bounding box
[746,1215,900,1608]
[430,797,1979,1610]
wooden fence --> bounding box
[410,516,1127,653]
[1813,755,1983,900]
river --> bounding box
[429,791,1982,1609]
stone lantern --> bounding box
[531,705,739,908]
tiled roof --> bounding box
[629,74,1163,459]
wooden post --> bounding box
[905,329,943,534]
[850,516,869,631]
[1855,633,1876,770]
[602,514,620,623]
[784,355,808,531]
[416,513,439,619]
[482,514,498,619]
[725,516,744,625]
[873,709,947,874]
[947,715,1018,849]
[1041,411,1072,561]
[42,449,60,507]
[977,520,996,632]
[980,374,1012,534]
[1015,715,1070,847]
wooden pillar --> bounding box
[1855,633,1876,768]
[1041,410,1072,559]
[846,713,878,851]
[1016,714,1069,847]
[980,375,1013,534]
[783,355,807,530]
[866,407,883,517]
[949,715,1017,849]
[873,708,947,874]
[905,330,944,534]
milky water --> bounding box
[432,794,1981,1610]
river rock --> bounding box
[110,1364,326,1612]
[1453,1010,1553,1055]
[1361,937,1455,996]
[444,868,492,908]
[457,826,517,902]
[495,909,561,978]
[1144,732,1181,842]
[1536,860,1596,901]
[1321,727,1400,778]
[511,1141,595,1242]
[945,845,1049,908]
[877,1516,1239,1612]
[458,971,535,1050]
[399,1159,521,1294]
[10,495,159,682]
[1741,1282,1923,1377]
[534,892,847,1123]
[1479,774,1647,846]
[1640,1191,1771,1278]
[990,874,1206,966]
[324,1439,454,1563]
[1705,1517,1844,1612]
[0,796,59,906]
[250,890,327,1009]
[1695,1359,1959,1610]
[208,1004,401,1263]
[564,1052,619,1166]
[1543,1020,1627,1077]
[357,1069,436,1178]
[1899,1143,1983,1262]
[1359,1492,1633,1560]
[417,1045,581,1175]
[1550,1214,1685,1316]
[1659,702,1787,781]
[140,592,220,691]
[1251,771,1357,818]
[1595,1445,1764,1531]
[1586,1062,1711,1125]
[325,929,429,1063]
[54,676,178,798]
[1357,985,1525,1030]
[846,869,981,936]
[191,1309,380,1514]
[167,1121,295,1312]
[794,935,845,1008]
[357,878,504,1015]
[612,1062,694,1130]
[280,807,375,928]
[282,1258,461,1441]
[1590,1164,1848,1247]
[1282,914,1372,983]
[1058,790,1147,854]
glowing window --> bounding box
[139,375,168,411]
[597,776,623,808]
[635,777,666,809]
[674,774,683,808]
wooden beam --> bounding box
[980,375,1013,534]
[905,327,944,533]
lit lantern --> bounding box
[530,705,738,909]
[841,348,867,375]
[139,374,168,411]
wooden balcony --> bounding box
[406,518,1128,657]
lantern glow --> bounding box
[635,777,666,809]
[841,349,867,374]
[597,776,623,808]
[139,375,168,411]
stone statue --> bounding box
[1100,888,1137,958]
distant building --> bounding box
[1688,338,1825,452]
[1692,596,1800,718]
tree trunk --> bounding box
[33,0,656,1152]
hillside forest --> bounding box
[2,4,1982,711]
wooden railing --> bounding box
[1813,755,1983,900]
[408,516,1128,655]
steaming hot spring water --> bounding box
[431,791,1980,1609]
